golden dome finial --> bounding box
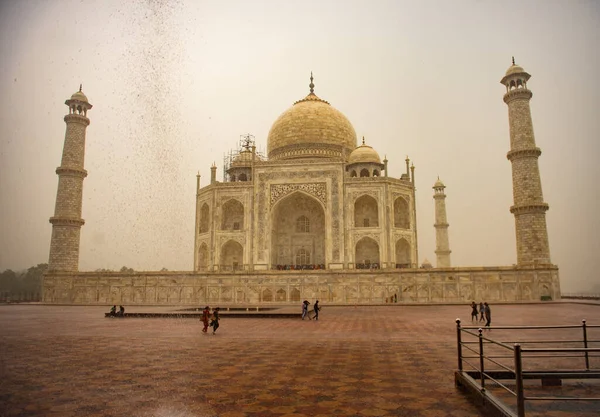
[309,71,314,94]
[512,56,515,65]
[362,136,365,145]
[79,83,82,92]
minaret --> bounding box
[501,58,551,265]
[48,86,93,272]
[433,178,451,267]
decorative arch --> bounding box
[355,237,380,268]
[230,175,236,182]
[198,243,208,271]
[395,238,411,268]
[276,288,286,302]
[199,203,209,233]
[351,170,357,177]
[271,191,325,267]
[360,168,369,177]
[220,240,243,270]
[393,197,410,229]
[239,173,248,181]
[222,199,244,230]
[290,288,301,302]
[373,169,380,177]
[354,195,379,228]
[262,289,273,302]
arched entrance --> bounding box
[220,240,243,271]
[354,195,379,227]
[355,237,380,269]
[395,238,411,268]
[222,199,244,230]
[271,192,325,268]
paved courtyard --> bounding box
[0,303,598,417]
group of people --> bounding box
[108,305,125,316]
[470,301,491,327]
[301,300,320,320]
[201,306,221,334]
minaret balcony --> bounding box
[506,148,541,161]
[503,89,533,103]
[510,203,549,215]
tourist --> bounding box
[484,302,491,328]
[302,300,310,320]
[201,305,210,333]
[109,305,116,316]
[313,300,320,321]
[479,302,485,322]
[211,307,220,335]
[118,305,125,316]
[470,301,478,322]
[394,293,398,303]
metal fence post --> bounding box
[456,319,463,371]
[478,328,485,391]
[514,343,525,417]
[582,319,590,371]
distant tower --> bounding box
[501,59,551,265]
[48,86,92,272]
[433,178,451,268]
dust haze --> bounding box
[0,0,598,294]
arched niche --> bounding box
[355,237,380,267]
[350,170,357,177]
[220,240,243,270]
[276,288,286,302]
[395,238,411,267]
[199,203,209,233]
[290,288,301,302]
[198,243,208,271]
[271,191,325,268]
[354,195,379,228]
[262,289,273,302]
[360,168,369,177]
[393,197,410,229]
[239,173,248,181]
[222,199,244,230]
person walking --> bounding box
[313,300,320,321]
[470,301,478,322]
[211,307,220,335]
[201,305,211,333]
[484,302,491,328]
[302,300,310,320]
[479,302,485,322]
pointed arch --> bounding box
[355,237,380,268]
[290,288,301,302]
[222,199,244,230]
[351,170,357,177]
[395,238,411,268]
[276,288,286,302]
[271,191,325,268]
[360,168,369,177]
[354,195,379,228]
[220,240,243,270]
[393,197,410,229]
[262,288,273,302]
[238,173,248,181]
[199,203,209,233]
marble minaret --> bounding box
[433,178,451,267]
[48,86,92,272]
[501,59,551,265]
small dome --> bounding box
[231,150,259,166]
[348,141,381,165]
[70,90,88,103]
[505,64,525,77]
[433,178,445,188]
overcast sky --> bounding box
[0,0,598,293]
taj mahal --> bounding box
[42,60,561,305]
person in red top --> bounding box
[201,306,210,333]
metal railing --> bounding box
[455,319,600,417]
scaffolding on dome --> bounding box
[222,133,266,182]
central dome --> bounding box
[267,76,357,160]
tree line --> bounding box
[0,264,168,302]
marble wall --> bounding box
[43,266,560,305]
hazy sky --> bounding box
[1,0,598,293]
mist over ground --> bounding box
[0,0,598,294]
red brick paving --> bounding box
[0,303,598,416]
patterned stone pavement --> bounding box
[0,303,598,417]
